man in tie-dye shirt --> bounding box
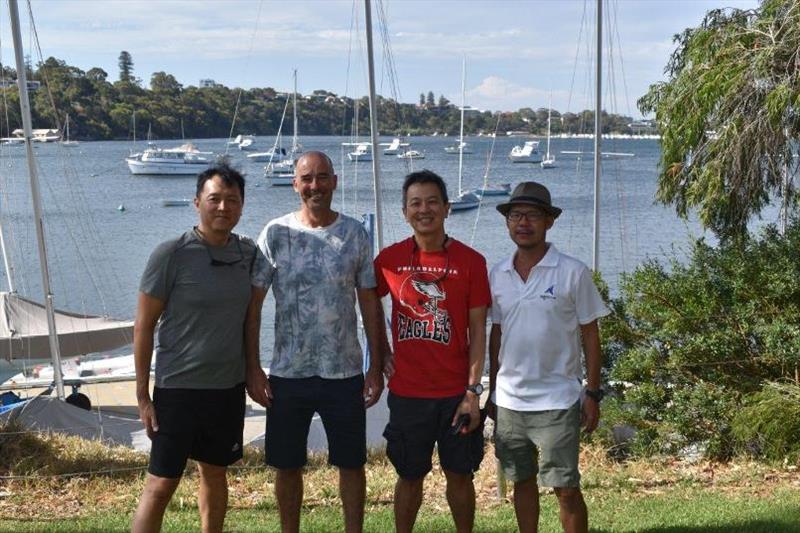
[246,151,384,533]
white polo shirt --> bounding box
[490,244,610,411]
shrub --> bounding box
[599,219,800,460]
[732,381,800,462]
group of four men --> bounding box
[131,151,609,533]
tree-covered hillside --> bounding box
[0,54,642,141]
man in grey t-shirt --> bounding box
[132,165,262,533]
[247,151,384,533]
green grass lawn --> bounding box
[1,431,798,532]
[3,487,798,532]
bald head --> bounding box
[296,151,335,175]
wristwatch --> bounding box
[466,383,484,396]
[584,388,605,403]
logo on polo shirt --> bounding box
[397,273,451,344]
[540,285,557,300]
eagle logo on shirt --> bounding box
[397,273,451,344]
[400,273,447,320]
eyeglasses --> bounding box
[507,211,548,223]
[205,236,244,267]
[410,235,450,284]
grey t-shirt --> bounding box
[253,212,376,379]
[140,229,259,389]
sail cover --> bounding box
[0,292,134,361]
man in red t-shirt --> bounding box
[375,170,490,533]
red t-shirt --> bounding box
[375,237,491,398]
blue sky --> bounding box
[3,0,758,117]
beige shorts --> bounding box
[494,401,581,487]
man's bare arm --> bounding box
[134,292,164,439]
[357,287,385,408]
[245,286,271,407]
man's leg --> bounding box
[275,467,304,533]
[443,469,475,533]
[339,466,366,533]
[197,462,228,533]
[513,477,540,532]
[394,476,424,533]
[553,487,588,533]
[318,377,367,533]
[132,474,181,533]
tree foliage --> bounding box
[0,55,640,141]
[639,0,800,240]
[600,218,800,459]
[118,51,134,83]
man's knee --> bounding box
[197,462,228,486]
[443,469,473,490]
[142,474,181,504]
[553,487,584,507]
[396,476,424,492]
[514,476,538,491]
[275,467,304,483]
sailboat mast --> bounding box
[364,0,384,250]
[0,219,14,293]
[546,96,552,160]
[592,0,602,272]
[8,0,65,400]
[292,69,298,154]
[458,57,466,196]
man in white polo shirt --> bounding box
[487,181,609,533]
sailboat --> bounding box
[0,0,134,407]
[541,94,556,169]
[449,58,480,212]
[250,84,293,164]
[264,70,303,185]
[59,113,79,147]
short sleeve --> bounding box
[253,225,276,291]
[355,225,377,289]
[374,252,389,298]
[468,252,492,310]
[575,266,610,324]
[139,240,176,301]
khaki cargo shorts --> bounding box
[494,401,581,487]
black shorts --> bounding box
[265,375,366,469]
[383,392,484,480]
[148,383,246,479]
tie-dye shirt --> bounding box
[253,212,376,379]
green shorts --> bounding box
[494,401,581,487]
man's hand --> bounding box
[246,365,272,408]
[452,392,481,434]
[138,396,159,440]
[581,398,600,433]
[363,366,384,408]
[383,351,395,379]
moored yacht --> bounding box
[509,140,542,163]
[126,143,214,175]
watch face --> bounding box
[469,383,484,395]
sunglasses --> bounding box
[204,236,244,267]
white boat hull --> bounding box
[127,159,209,175]
[266,176,294,186]
[248,152,287,163]
[449,192,481,211]
[471,183,511,196]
